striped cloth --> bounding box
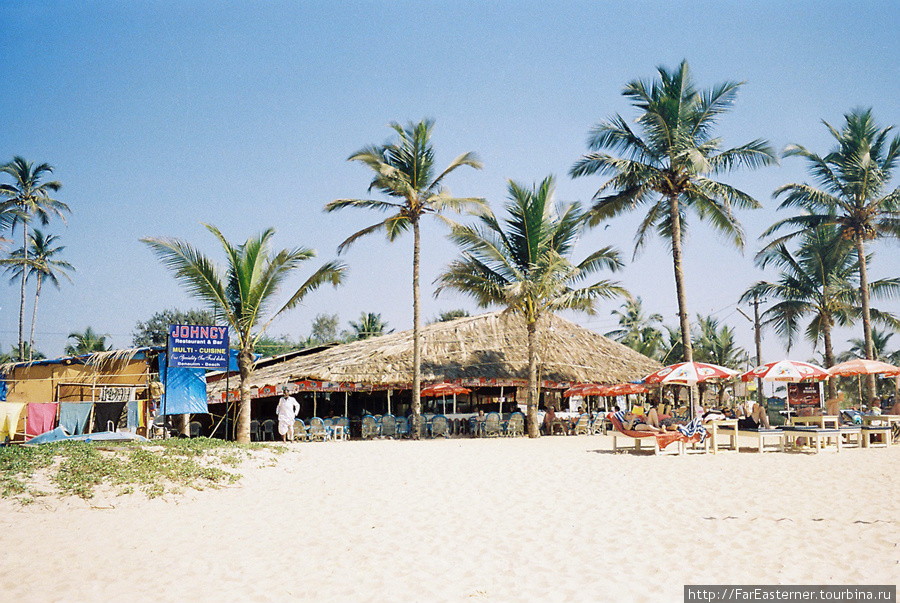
[612,410,626,423]
[677,418,708,443]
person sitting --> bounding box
[887,397,900,416]
[621,411,666,433]
[825,391,845,417]
[736,400,773,430]
[867,398,882,415]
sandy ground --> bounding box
[1,434,898,603]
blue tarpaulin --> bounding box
[0,376,6,401]
[159,353,209,415]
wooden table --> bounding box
[707,419,738,454]
[861,415,899,446]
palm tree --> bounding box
[5,229,75,360]
[605,297,665,359]
[325,119,483,422]
[349,312,392,340]
[142,224,346,443]
[743,224,900,398]
[0,157,69,360]
[570,60,776,362]
[765,108,900,403]
[436,175,627,437]
[65,327,111,355]
[692,315,748,367]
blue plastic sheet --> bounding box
[159,353,209,415]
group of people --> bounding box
[617,398,774,433]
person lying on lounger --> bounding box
[621,411,666,433]
[736,400,773,430]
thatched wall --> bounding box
[208,311,660,396]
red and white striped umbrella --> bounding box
[740,359,828,383]
[827,358,900,377]
[644,362,739,386]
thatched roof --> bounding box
[208,311,661,396]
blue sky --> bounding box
[2,1,899,367]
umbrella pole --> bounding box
[500,386,504,415]
[453,393,457,415]
[387,389,392,415]
[442,395,446,415]
[344,391,348,418]
[313,392,317,418]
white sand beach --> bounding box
[2,435,898,602]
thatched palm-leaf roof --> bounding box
[208,311,660,395]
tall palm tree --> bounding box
[5,229,75,360]
[605,297,665,359]
[570,60,776,362]
[436,175,627,437]
[765,108,900,403]
[142,224,346,443]
[743,224,900,398]
[65,327,111,355]
[349,312,392,340]
[325,119,483,422]
[0,157,69,360]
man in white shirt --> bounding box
[275,387,300,442]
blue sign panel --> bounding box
[167,324,229,369]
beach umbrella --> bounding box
[740,359,829,383]
[644,362,739,386]
[563,383,607,397]
[826,358,900,377]
[421,383,471,415]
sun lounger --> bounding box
[861,425,891,448]
[737,428,785,453]
[608,412,688,456]
[838,425,862,448]
[784,426,842,453]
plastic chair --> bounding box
[430,414,450,438]
[396,416,409,438]
[189,421,202,438]
[573,413,590,435]
[293,419,309,441]
[484,412,501,437]
[249,420,260,442]
[410,414,427,439]
[260,419,276,441]
[380,414,397,439]
[504,412,525,437]
[308,417,328,441]
[361,415,379,440]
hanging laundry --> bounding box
[59,402,93,435]
[93,402,126,433]
[26,403,59,439]
[0,402,27,442]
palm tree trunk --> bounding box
[669,195,692,362]
[18,221,28,361]
[29,278,42,362]
[823,321,835,400]
[411,218,422,430]
[855,236,876,404]
[236,345,254,443]
[526,318,539,438]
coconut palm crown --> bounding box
[436,175,627,437]
[325,119,484,423]
[142,224,346,443]
[764,108,900,402]
[570,60,776,362]
[1,157,69,360]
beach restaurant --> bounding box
[204,311,661,436]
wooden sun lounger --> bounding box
[784,426,842,453]
[611,430,684,456]
[861,425,891,448]
[737,428,785,453]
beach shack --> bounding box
[0,348,162,442]
[205,311,661,437]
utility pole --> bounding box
[737,296,765,405]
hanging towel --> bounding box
[26,403,59,438]
[59,402,93,435]
[126,400,140,430]
[0,402,27,442]
[94,402,126,433]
